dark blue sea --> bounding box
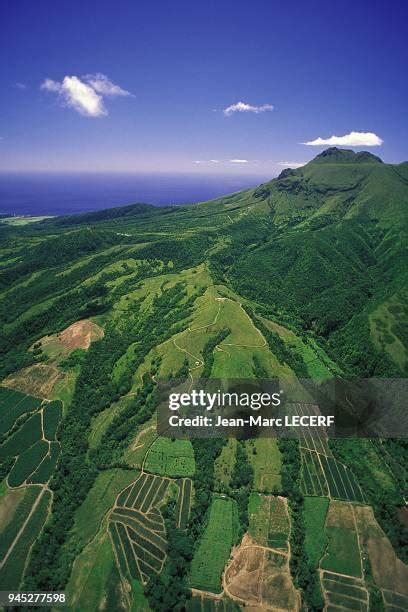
[0,172,269,216]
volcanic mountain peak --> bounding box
[312,147,383,165]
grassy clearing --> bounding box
[124,418,157,469]
[246,437,281,492]
[248,493,269,546]
[259,316,339,378]
[144,437,195,477]
[214,439,237,491]
[66,528,116,611]
[190,496,238,593]
[321,526,361,577]
[369,292,408,371]
[304,496,329,567]
[72,468,140,550]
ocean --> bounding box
[0,172,269,217]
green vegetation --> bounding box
[0,148,407,605]
[303,496,329,567]
[246,437,281,492]
[189,496,238,593]
[278,438,324,610]
[0,387,41,436]
[321,526,361,577]
[43,401,62,440]
[330,438,407,562]
[0,488,50,590]
[144,438,195,477]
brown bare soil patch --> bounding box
[59,319,104,352]
[4,363,65,398]
[223,534,299,610]
[35,319,104,361]
[326,500,355,529]
[224,536,263,603]
[367,537,408,595]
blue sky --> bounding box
[1,0,407,174]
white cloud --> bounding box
[40,73,131,117]
[194,159,221,164]
[223,101,274,116]
[229,159,248,163]
[84,73,131,97]
[41,78,62,93]
[278,161,306,168]
[13,82,27,90]
[303,131,383,147]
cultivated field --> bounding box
[303,496,329,568]
[248,493,289,551]
[109,473,171,584]
[144,437,196,477]
[190,496,238,593]
[321,570,368,611]
[175,477,193,529]
[300,448,365,502]
[0,393,62,488]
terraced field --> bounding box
[109,473,169,584]
[321,571,368,611]
[0,386,62,589]
[0,392,62,488]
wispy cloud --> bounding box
[229,159,248,163]
[302,131,383,147]
[223,101,274,116]
[13,82,27,90]
[83,73,131,97]
[194,159,221,165]
[277,161,306,168]
[40,73,131,117]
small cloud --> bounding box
[278,161,306,168]
[224,101,274,116]
[302,131,383,147]
[194,159,221,164]
[84,73,131,97]
[13,82,27,90]
[40,73,131,117]
[229,159,248,163]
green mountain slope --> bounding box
[0,148,407,609]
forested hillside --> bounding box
[0,148,407,611]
